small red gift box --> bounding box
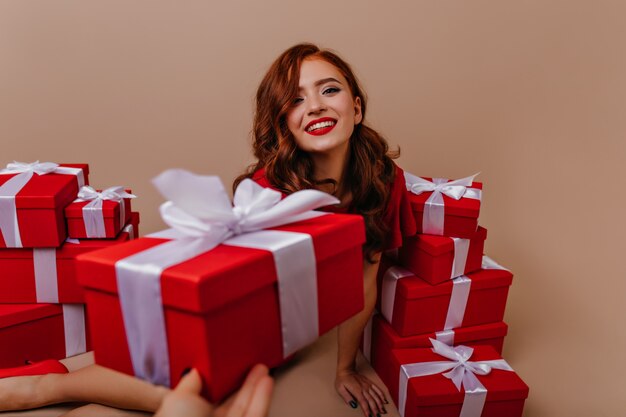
[65,187,134,239]
[0,212,139,303]
[365,314,508,385]
[0,163,90,248]
[78,214,365,402]
[376,256,512,337]
[0,303,90,368]
[405,173,482,239]
[399,227,487,285]
[383,343,528,417]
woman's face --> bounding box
[286,58,362,157]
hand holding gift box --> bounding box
[78,169,366,402]
[0,161,89,248]
[405,172,482,238]
[65,186,136,239]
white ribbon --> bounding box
[0,161,85,247]
[380,266,414,324]
[482,255,509,271]
[404,172,481,235]
[62,304,87,357]
[75,186,136,238]
[33,248,59,303]
[123,223,135,240]
[444,276,472,331]
[451,238,470,279]
[116,169,339,387]
[398,338,514,417]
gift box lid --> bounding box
[393,345,529,405]
[409,177,482,219]
[64,189,133,219]
[0,164,90,209]
[408,226,487,257]
[397,267,513,300]
[0,304,63,328]
[375,315,508,348]
[77,214,365,315]
[0,212,140,260]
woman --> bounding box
[235,43,417,417]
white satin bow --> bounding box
[154,169,340,241]
[77,185,136,203]
[405,173,479,200]
[1,161,60,175]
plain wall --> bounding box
[2,1,625,416]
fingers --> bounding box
[366,387,384,414]
[174,369,203,395]
[370,383,388,404]
[343,385,371,417]
[243,374,273,417]
[226,364,270,417]
[336,384,357,408]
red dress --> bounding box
[251,164,417,251]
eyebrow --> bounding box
[298,77,342,91]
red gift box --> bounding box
[398,227,487,285]
[0,212,139,303]
[365,314,508,385]
[0,303,90,368]
[65,188,134,239]
[383,344,528,417]
[376,256,512,337]
[405,173,482,239]
[0,163,90,248]
[78,214,365,402]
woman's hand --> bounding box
[335,370,387,417]
[155,364,273,417]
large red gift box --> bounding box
[0,303,90,368]
[78,214,366,402]
[367,314,508,384]
[0,212,139,303]
[0,163,90,248]
[376,256,512,337]
[383,345,528,417]
[398,227,487,285]
[406,175,482,239]
[64,189,133,239]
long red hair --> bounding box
[235,43,398,259]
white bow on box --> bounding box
[116,169,339,387]
[75,186,136,238]
[0,161,85,247]
[404,172,481,235]
[398,338,514,417]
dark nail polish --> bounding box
[384,399,389,404]
[382,407,388,414]
[181,367,192,377]
[349,400,358,408]
[377,414,381,417]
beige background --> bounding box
[2,1,625,416]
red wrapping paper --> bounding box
[64,190,133,239]
[409,177,482,239]
[399,227,487,285]
[0,303,91,368]
[369,314,508,386]
[0,212,139,303]
[376,256,513,337]
[381,346,528,417]
[0,164,90,248]
[77,214,366,402]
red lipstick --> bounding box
[305,117,337,136]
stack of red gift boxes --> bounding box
[0,161,139,368]
[364,173,530,417]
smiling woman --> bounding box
[234,43,417,417]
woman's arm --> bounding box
[335,253,387,417]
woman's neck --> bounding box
[311,147,348,184]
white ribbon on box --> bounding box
[115,169,339,387]
[31,227,137,303]
[404,173,481,236]
[75,186,136,238]
[0,161,86,247]
[398,338,514,417]
[62,304,87,357]
[380,266,414,324]
[436,255,509,346]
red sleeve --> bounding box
[383,165,417,250]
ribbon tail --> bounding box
[0,171,34,247]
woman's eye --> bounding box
[292,97,304,105]
[323,87,340,94]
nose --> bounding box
[306,95,326,115]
